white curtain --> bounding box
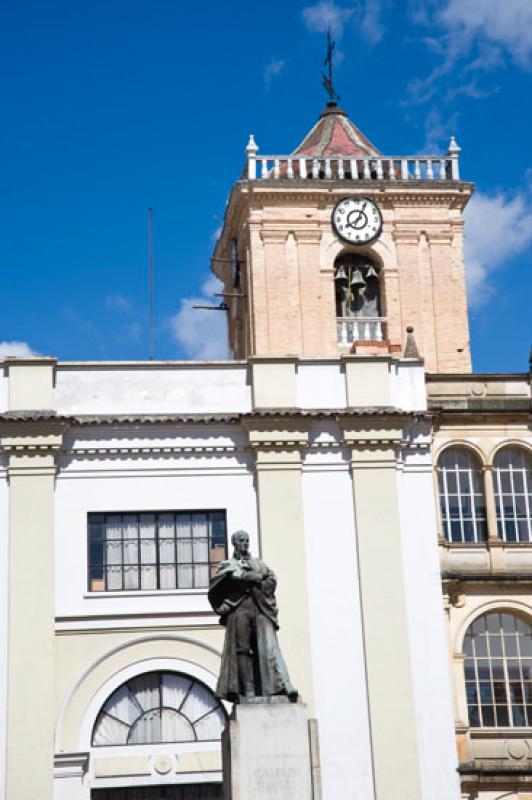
[160,708,194,742]
[123,515,139,590]
[128,709,161,744]
[176,515,193,588]
[102,684,138,725]
[161,672,191,709]
[92,712,129,746]
[139,514,157,590]
[105,515,123,590]
[158,513,176,589]
[180,681,217,723]
[192,514,209,588]
[194,707,226,740]
[128,673,159,711]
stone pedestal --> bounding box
[222,701,318,800]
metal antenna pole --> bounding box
[148,207,155,360]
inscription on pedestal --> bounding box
[222,703,316,800]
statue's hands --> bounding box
[241,570,263,583]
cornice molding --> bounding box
[260,230,289,244]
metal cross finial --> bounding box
[322,27,340,102]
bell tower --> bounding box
[212,100,473,373]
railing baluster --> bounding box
[247,150,461,184]
[246,134,258,179]
[336,317,386,344]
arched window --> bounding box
[437,447,487,542]
[463,612,531,728]
[92,672,227,746]
[493,447,532,542]
[334,254,383,343]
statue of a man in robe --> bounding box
[208,530,298,703]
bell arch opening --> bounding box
[334,252,385,344]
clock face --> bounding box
[332,197,382,244]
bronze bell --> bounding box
[335,265,348,282]
[366,265,379,280]
[350,268,365,289]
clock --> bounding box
[332,197,382,244]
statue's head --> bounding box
[231,530,250,556]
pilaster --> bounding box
[242,417,314,712]
[260,230,290,354]
[427,230,471,373]
[340,416,422,800]
[1,421,65,800]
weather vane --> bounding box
[322,27,340,102]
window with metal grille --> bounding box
[88,511,227,592]
[437,447,487,543]
[493,447,532,543]
[92,671,227,746]
[464,612,532,728]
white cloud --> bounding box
[170,275,228,360]
[406,0,532,108]
[105,294,133,313]
[0,341,40,358]
[211,224,223,243]
[264,58,286,91]
[360,1,386,44]
[421,107,459,151]
[302,2,354,37]
[440,0,532,68]
[464,190,532,306]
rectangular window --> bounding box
[88,511,227,592]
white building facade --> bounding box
[0,353,459,800]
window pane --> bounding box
[464,612,532,731]
[481,706,495,726]
[496,706,509,726]
[88,511,226,593]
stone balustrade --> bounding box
[337,316,386,344]
[245,135,462,182]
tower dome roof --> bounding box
[292,101,380,158]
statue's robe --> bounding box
[208,557,294,701]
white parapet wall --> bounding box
[0,357,427,415]
[54,361,253,416]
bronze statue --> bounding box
[208,530,298,703]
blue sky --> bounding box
[1,0,531,371]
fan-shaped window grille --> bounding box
[463,612,532,727]
[92,672,227,746]
[493,447,532,542]
[437,447,487,542]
